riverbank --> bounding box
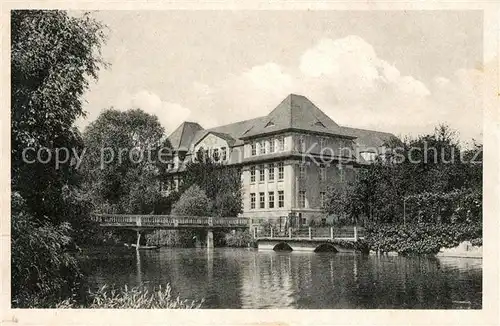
[369,240,483,259]
[364,222,482,256]
[436,241,482,258]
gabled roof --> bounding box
[241,94,353,139]
[192,131,236,147]
[167,121,204,150]
[191,116,268,147]
[342,126,399,152]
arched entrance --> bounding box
[314,243,338,253]
[273,242,293,251]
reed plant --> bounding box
[57,284,203,309]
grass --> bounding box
[57,284,204,309]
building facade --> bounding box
[163,94,396,227]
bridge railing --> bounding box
[254,226,365,240]
[213,218,250,227]
[92,214,249,228]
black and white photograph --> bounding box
[3,4,499,325]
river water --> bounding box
[80,247,482,309]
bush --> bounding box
[57,284,203,309]
[365,222,482,255]
[11,194,82,307]
[172,184,212,217]
[405,189,482,223]
[145,229,197,247]
[224,230,255,247]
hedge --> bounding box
[365,222,482,255]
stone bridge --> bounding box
[254,226,364,252]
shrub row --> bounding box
[365,222,482,255]
[224,230,256,247]
[405,189,481,224]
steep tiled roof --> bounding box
[191,116,267,147]
[167,121,204,150]
[241,94,353,139]
[342,126,399,152]
[167,95,397,155]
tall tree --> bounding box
[11,10,106,224]
[10,10,106,306]
[81,109,170,213]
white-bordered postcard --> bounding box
[1,1,499,325]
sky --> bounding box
[77,10,494,144]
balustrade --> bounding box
[92,214,249,228]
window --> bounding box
[299,191,306,208]
[259,140,266,155]
[278,191,284,208]
[319,164,326,181]
[268,163,275,181]
[278,137,285,151]
[259,192,265,209]
[221,147,227,161]
[320,137,326,149]
[269,138,275,153]
[250,193,256,209]
[213,148,219,161]
[259,164,265,182]
[250,166,256,182]
[339,140,345,156]
[299,136,305,152]
[320,192,326,208]
[196,149,203,162]
[278,162,284,180]
[251,143,256,156]
[299,164,306,179]
[268,191,275,208]
[204,149,210,160]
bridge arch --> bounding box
[272,242,293,251]
[313,243,338,253]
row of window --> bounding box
[197,146,227,161]
[250,162,284,182]
[299,136,348,152]
[250,191,285,209]
[166,146,228,170]
[299,164,328,180]
[251,137,285,156]
[298,191,326,208]
[249,191,326,209]
[299,164,350,181]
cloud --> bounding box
[185,35,484,142]
[185,62,297,127]
[117,90,192,134]
[299,36,431,100]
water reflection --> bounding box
[80,248,482,309]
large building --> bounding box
[163,94,396,228]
